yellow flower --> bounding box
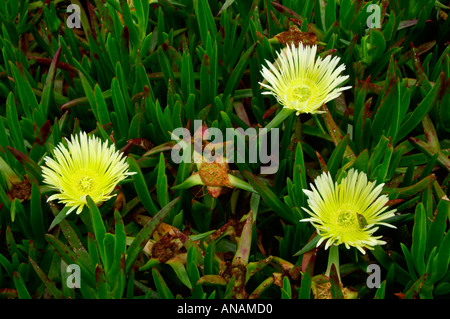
[42,132,135,215]
[259,43,351,115]
[301,169,396,254]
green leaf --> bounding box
[186,246,204,298]
[79,72,98,119]
[157,46,175,87]
[404,273,428,299]
[39,46,61,119]
[94,84,111,126]
[232,214,252,266]
[204,240,217,275]
[243,170,295,224]
[156,152,169,209]
[197,274,228,286]
[397,72,444,142]
[411,203,427,275]
[86,234,99,275]
[166,256,192,290]
[386,82,401,143]
[128,112,146,139]
[8,62,37,121]
[30,182,45,247]
[374,141,394,183]
[329,264,343,299]
[294,142,307,189]
[206,36,218,102]
[12,199,33,239]
[281,276,292,299]
[156,7,166,46]
[103,233,116,274]
[422,114,441,152]
[386,145,407,181]
[248,276,274,299]
[48,205,71,231]
[227,174,257,193]
[217,0,236,16]
[49,206,92,269]
[119,0,139,45]
[368,28,386,61]
[298,251,314,299]
[193,0,216,46]
[426,199,449,255]
[430,230,450,283]
[400,243,418,281]
[293,234,320,256]
[95,264,108,299]
[370,245,410,286]
[87,196,107,264]
[152,267,174,299]
[322,105,355,159]
[112,210,126,274]
[371,76,398,142]
[199,53,211,107]
[126,197,180,274]
[222,43,256,102]
[13,271,31,299]
[264,108,295,132]
[353,149,369,173]
[139,258,160,272]
[181,51,195,100]
[324,0,336,30]
[29,257,64,299]
[374,281,387,299]
[45,234,96,288]
[386,174,436,199]
[5,226,19,259]
[0,253,14,278]
[171,174,204,190]
[133,0,149,40]
[111,254,129,293]
[6,92,26,154]
[409,137,450,173]
[6,146,42,183]
[127,156,159,216]
[327,134,350,178]
[29,120,51,163]
[246,256,272,283]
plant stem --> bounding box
[326,245,341,282]
[264,108,296,132]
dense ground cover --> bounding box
[0,0,449,300]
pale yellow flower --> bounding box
[301,169,396,254]
[42,132,135,215]
[260,43,351,115]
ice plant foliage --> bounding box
[259,43,351,115]
[42,132,135,215]
[301,169,396,254]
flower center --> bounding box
[336,210,356,228]
[77,175,94,193]
[292,85,312,102]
